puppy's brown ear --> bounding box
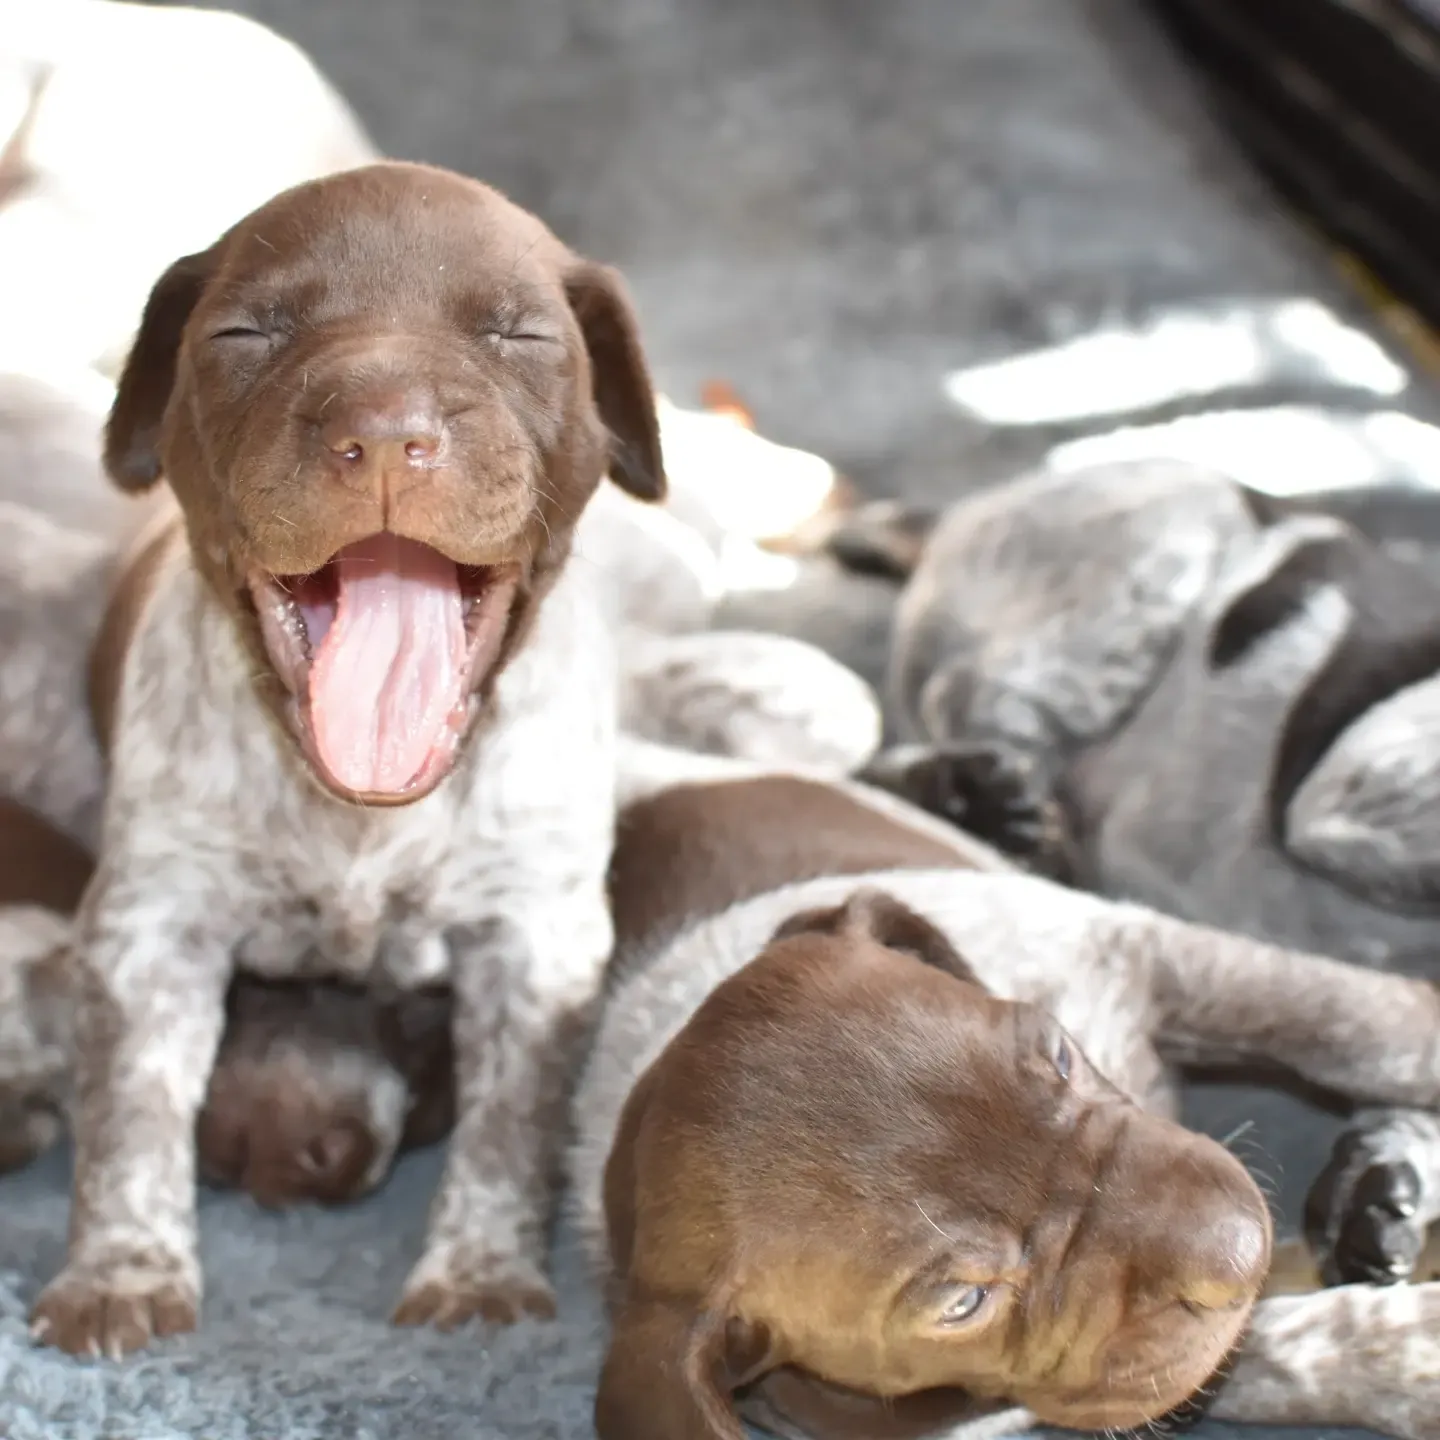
[771,887,982,988]
[596,1297,769,1440]
[566,261,666,502]
[104,249,215,491]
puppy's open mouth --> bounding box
[250,534,519,799]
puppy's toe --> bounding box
[393,1250,556,1331]
[30,1264,198,1359]
[860,741,1069,875]
[1306,1131,1425,1285]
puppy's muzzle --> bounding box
[316,381,447,498]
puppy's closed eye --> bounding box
[483,327,562,347]
[207,325,280,358]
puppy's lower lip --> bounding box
[248,539,519,798]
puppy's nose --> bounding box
[297,1117,372,1192]
[319,388,444,470]
[1170,1189,1272,1312]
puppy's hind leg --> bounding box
[1206,1282,1440,1439]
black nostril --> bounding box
[403,437,438,461]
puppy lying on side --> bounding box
[848,460,1440,1291]
[568,740,1440,1440]
[24,158,677,1358]
[0,794,445,1201]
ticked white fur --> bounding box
[48,533,620,1328]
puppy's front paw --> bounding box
[392,1246,556,1331]
[30,1253,199,1359]
[859,742,1070,877]
[1305,1128,1425,1285]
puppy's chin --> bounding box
[246,532,521,805]
[1020,1316,1252,1434]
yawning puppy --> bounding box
[570,742,1440,1440]
[28,160,668,1358]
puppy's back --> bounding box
[608,768,1002,969]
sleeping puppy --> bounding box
[0,793,443,1202]
[568,740,1440,1440]
[855,460,1440,1291]
[27,159,673,1359]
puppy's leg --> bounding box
[856,741,1074,879]
[1207,1282,1440,1438]
[1132,910,1440,1108]
[618,629,882,775]
[29,876,232,1359]
[0,905,72,1172]
[393,891,611,1329]
[1304,1110,1440,1286]
[1132,910,1440,1287]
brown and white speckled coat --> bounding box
[570,741,1440,1440]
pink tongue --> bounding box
[308,534,468,795]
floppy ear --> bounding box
[1205,522,1348,672]
[826,500,941,581]
[771,887,982,988]
[103,248,215,492]
[596,1297,765,1440]
[566,261,666,502]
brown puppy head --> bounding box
[196,980,449,1209]
[104,160,665,804]
[597,889,1271,1439]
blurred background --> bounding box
[125,0,1440,507]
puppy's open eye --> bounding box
[939,1284,990,1326]
[1053,1035,1073,1082]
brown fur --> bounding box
[100,159,663,806]
[86,510,183,757]
[0,798,92,914]
[608,775,981,961]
